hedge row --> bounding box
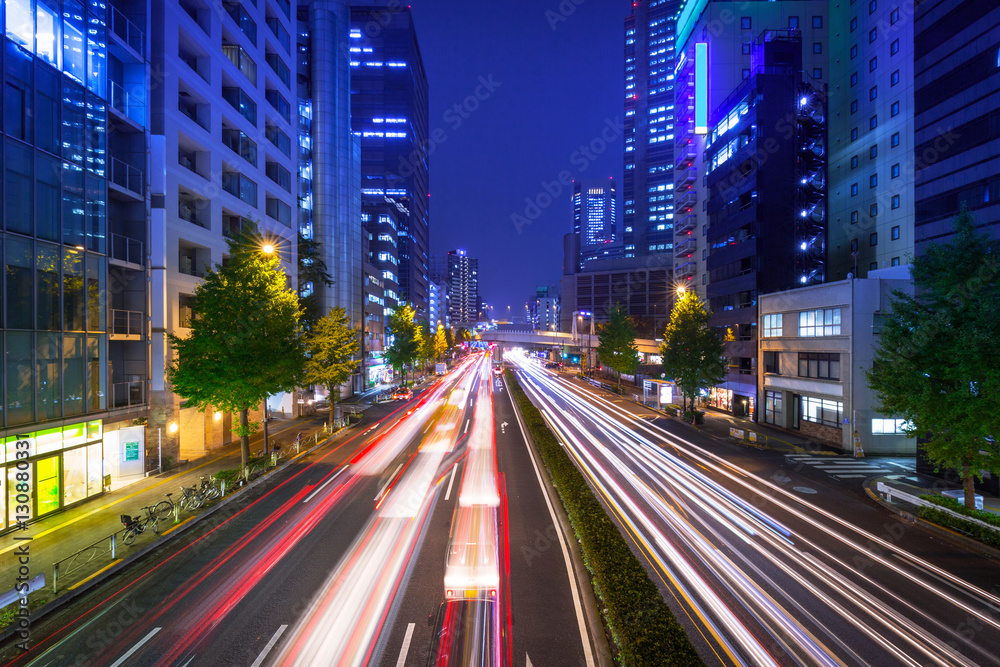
[917,494,1000,549]
[506,370,703,666]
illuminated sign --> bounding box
[695,42,708,135]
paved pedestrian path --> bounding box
[0,413,336,615]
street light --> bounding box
[676,285,686,298]
[261,243,275,255]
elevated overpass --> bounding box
[478,328,661,355]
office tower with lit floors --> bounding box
[350,5,430,315]
[572,179,619,267]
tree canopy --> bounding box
[167,225,304,468]
[303,306,359,429]
[597,304,640,390]
[865,209,1000,508]
[659,291,727,412]
[385,304,422,384]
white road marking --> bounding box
[109,627,161,667]
[444,464,457,501]
[527,653,533,667]
[506,379,595,667]
[303,465,350,503]
[177,658,195,667]
[375,463,405,502]
[250,624,288,667]
[395,623,416,667]
[834,474,870,479]
[463,419,470,435]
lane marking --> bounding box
[109,627,161,667]
[504,376,596,667]
[250,624,288,667]
[395,622,416,667]
[463,419,470,435]
[444,464,457,501]
[303,465,350,504]
[375,463,404,502]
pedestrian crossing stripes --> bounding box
[785,454,914,480]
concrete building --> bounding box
[827,0,916,279]
[560,257,671,333]
[913,2,1000,249]
[757,266,914,455]
[350,5,430,315]
[429,279,449,332]
[0,0,152,530]
[437,250,479,327]
[528,285,560,332]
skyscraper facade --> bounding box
[572,178,619,267]
[913,2,1000,249]
[350,5,430,315]
[624,0,681,260]
[827,0,916,279]
[0,0,152,529]
[440,250,479,327]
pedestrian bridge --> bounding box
[478,329,661,355]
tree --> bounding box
[385,304,421,385]
[444,327,455,350]
[418,321,434,369]
[660,291,727,415]
[297,233,334,329]
[433,326,449,360]
[865,209,1000,509]
[303,307,359,430]
[167,226,304,470]
[596,304,640,391]
[456,327,471,344]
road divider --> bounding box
[505,370,701,666]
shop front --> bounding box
[2,420,104,533]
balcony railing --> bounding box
[676,262,696,279]
[111,379,146,409]
[109,233,143,265]
[111,7,144,54]
[110,81,145,126]
[675,238,697,258]
[674,213,697,234]
[674,189,697,213]
[111,309,145,336]
[675,167,696,189]
[110,158,144,196]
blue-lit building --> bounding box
[350,5,429,316]
[572,178,619,268]
[1,0,151,531]
[623,0,681,260]
[702,32,827,418]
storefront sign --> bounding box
[123,440,140,462]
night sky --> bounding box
[408,0,625,319]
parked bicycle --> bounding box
[121,505,160,545]
[199,475,222,501]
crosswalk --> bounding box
[784,454,914,480]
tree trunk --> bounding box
[328,385,335,431]
[239,408,250,470]
[962,462,976,510]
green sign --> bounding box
[124,441,140,462]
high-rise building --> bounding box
[438,250,479,327]
[913,2,1000,250]
[573,179,619,267]
[827,0,915,278]
[350,5,430,315]
[429,280,449,332]
[528,285,560,332]
[624,1,682,260]
[0,0,152,528]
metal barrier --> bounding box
[52,531,123,594]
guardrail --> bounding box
[52,531,123,593]
[875,482,999,534]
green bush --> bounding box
[917,505,1000,549]
[682,410,705,424]
[506,370,702,666]
[214,469,239,483]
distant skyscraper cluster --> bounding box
[431,250,479,327]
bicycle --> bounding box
[121,505,160,545]
[178,485,204,511]
[199,475,221,501]
[151,491,191,521]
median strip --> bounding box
[505,370,702,666]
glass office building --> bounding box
[1,0,150,532]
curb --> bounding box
[863,480,1000,561]
[0,422,354,646]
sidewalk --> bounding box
[0,413,336,616]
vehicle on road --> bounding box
[444,505,499,599]
[491,364,503,377]
[392,387,413,401]
[427,598,500,667]
[436,362,447,375]
[544,362,562,369]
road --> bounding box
[0,354,594,666]
[508,350,1000,667]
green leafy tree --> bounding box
[303,307,359,430]
[167,226,304,469]
[419,321,434,369]
[444,327,455,349]
[660,290,727,415]
[865,209,1000,508]
[456,327,471,344]
[596,304,641,391]
[298,233,334,329]
[385,304,421,385]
